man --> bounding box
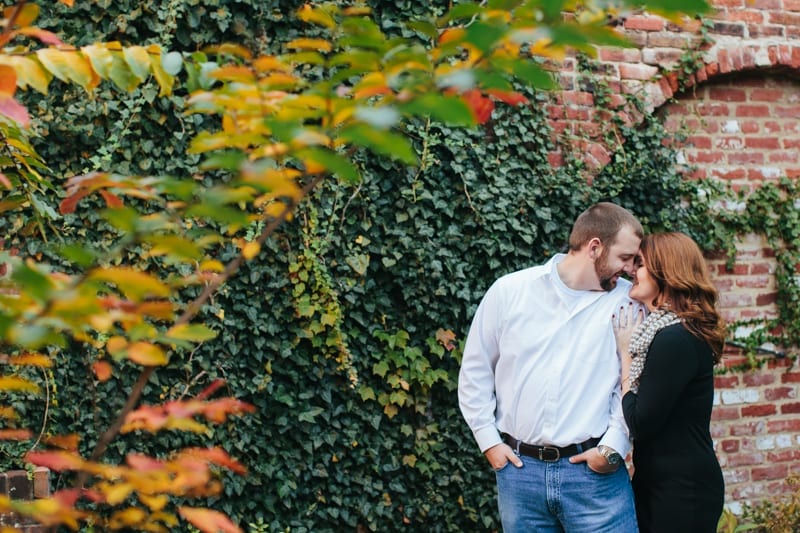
[458,202,642,532]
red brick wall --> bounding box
[545,0,800,510]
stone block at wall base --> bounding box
[0,468,50,532]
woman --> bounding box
[613,232,725,533]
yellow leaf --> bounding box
[148,50,174,97]
[109,507,147,528]
[81,44,114,79]
[102,482,134,505]
[36,48,98,92]
[165,324,218,342]
[252,55,290,73]
[7,353,51,367]
[286,38,332,53]
[88,267,170,301]
[126,342,168,366]
[139,493,169,511]
[0,375,40,394]
[402,454,417,467]
[0,56,51,94]
[165,418,209,433]
[242,241,260,259]
[296,4,336,29]
[199,260,225,272]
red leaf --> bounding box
[0,172,11,189]
[59,188,91,214]
[25,450,85,472]
[195,378,225,400]
[99,189,124,209]
[461,89,494,124]
[17,27,64,46]
[0,95,30,127]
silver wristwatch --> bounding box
[597,445,622,466]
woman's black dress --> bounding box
[622,323,724,533]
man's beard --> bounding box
[595,248,619,291]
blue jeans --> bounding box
[495,455,638,532]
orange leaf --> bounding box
[183,447,247,475]
[0,66,17,96]
[0,429,33,440]
[42,434,80,450]
[106,335,128,355]
[435,328,457,351]
[92,360,112,381]
[486,89,529,106]
[179,507,242,533]
[4,3,39,26]
[8,353,52,367]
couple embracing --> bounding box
[458,202,725,533]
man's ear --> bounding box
[588,237,602,260]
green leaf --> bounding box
[399,94,475,126]
[122,46,152,83]
[295,147,360,184]
[11,262,54,303]
[464,21,506,54]
[298,407,325,423]
[338,124,417,165]
[161,51,183,75]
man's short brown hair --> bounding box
[568,202,644,250]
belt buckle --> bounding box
[539,446,560,462]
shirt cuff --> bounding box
[474,425,503,453]
[599,428,632,458]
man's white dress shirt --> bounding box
[458,254,633,458]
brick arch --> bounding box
[643,41,800,111]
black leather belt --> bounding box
[502,433,601,462]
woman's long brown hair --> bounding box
[640,232,726,363]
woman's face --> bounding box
[629,253,660,311]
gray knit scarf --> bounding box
[627,309,681,394]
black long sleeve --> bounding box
[621,323,724,533]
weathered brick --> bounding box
[751,464,788,481]
[624,16,666,31]
[781,402,800,414]
[742,404,777,417]
[764,387,797,401]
